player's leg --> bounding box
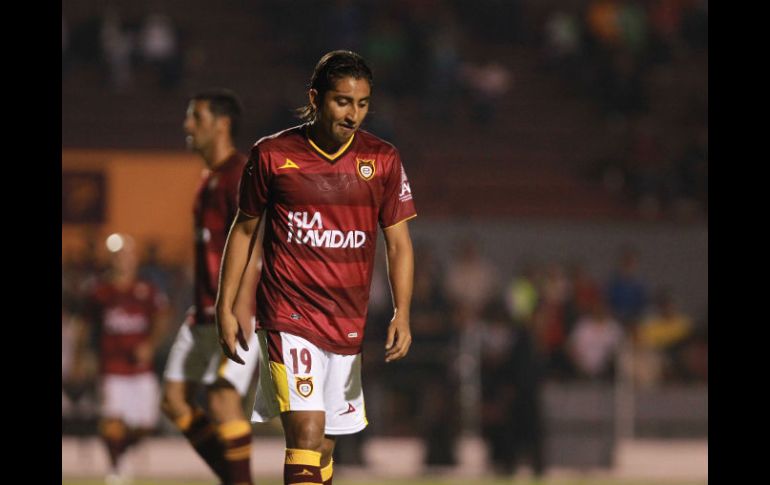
[99,417,129,474]
[203,326,259,485]
[161,324,228,480]
[281,411,326,484]
[258,331,331,484]
[99,375,134,481]
[123,372,161,450]
[319,436,336,485]
[320,351,368,485]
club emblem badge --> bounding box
[296,376,314,398]
[356,159,376,181]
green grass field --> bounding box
[62,479,706,485]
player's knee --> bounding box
[160,383,188,419]
[285,420,325,452]
[100,418,127,440]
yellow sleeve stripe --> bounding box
[285,448,322,466]
[383,214,417,229]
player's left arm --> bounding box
[383,220,414,363]
[136,290,171,366]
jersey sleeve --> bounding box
[239,144,271,217]
[378,148,417,228]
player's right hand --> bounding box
[216,312,247,365]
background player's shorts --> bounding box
[162,321,259,396]
[101,372,160,428]
[251,330,367,435]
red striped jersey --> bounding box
[190,152,247,325]
[86,279,168,375]
[239,125,417,354]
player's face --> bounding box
[112,243,138,277]
[312,76,371,148]
[183,100,217,153]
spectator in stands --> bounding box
[459,57,513,124]
[100,6,135,92]
[565,261,602,326]
[617,0,649,55]
[543,7,584,80]
[445,239,499,323]
[504,262,540,328]
[606,245,649,329]
[568,300,624,381]
[634,289,693,386]
[138,12,183,89]
[423,7,463,122]
[480,298,546,477]
[409,244,457,466]
[533,262,573,379]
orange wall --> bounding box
[62,149,205,265]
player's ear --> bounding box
[308,89,319,111]
[217,115,232,136]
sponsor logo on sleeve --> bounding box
[399,166,413,202]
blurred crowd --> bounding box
[63,232,707,475]
[62,7,185,92]
[539,0,708,219]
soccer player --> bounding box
[82,234,169,485]
[216,50,416,485]
[160,89,261,485]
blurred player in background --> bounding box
[82,233,169,485]
[216,50,416,485]
[160,89,262,485]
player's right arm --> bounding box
[215,209,262,364]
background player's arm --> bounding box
[136,301,170,367]
[216,209,262,363]
[382,220,414,362]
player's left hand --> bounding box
[385,315,412,363]
[216,312,248,365]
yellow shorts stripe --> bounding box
[270,361,291,412]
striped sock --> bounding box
[175,408,228,481]
[284,448,322,484]
[217,420,253,485]
[321,459,333,485]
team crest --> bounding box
[296,377,314,398]
[356,159,376,181]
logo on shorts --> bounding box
[290,313,302,320]
[296,376,314,398]
[356,159,376,181]
[340,402,356,415]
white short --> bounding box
[162,321,260,396]
[101,373,160,428]
[251,330,367,435]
